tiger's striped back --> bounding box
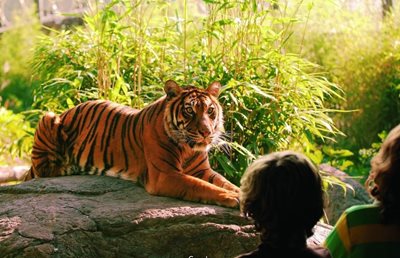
[31,99,158,179]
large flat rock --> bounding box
[321,164,373,224]
[0,176,331,258]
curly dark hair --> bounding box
[367,124,400,225]
[240,151,324,243]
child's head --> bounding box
[368,124,400,224]
[240,151,324,238]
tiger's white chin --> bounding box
[192,142,211,152]
[191,142,206,151]
[189,137,213,152]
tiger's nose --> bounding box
[199,129,211,137]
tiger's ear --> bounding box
[206,81,221,97]
[164,80,182,100]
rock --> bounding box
[320,164,373,225]
[0,166,30,185]
[0,176,331,258]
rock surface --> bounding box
[0,176,331,258]
[321,164,373,225]
[0,166,30,185]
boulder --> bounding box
[320,164,373,225]
[0,175,331,258]
[0,166,30,185]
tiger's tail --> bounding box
[30,112,67,178]
[23,167,36,181]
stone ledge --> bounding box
[0,176,331,258]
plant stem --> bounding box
[182,0,188,81]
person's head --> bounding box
[367,124,400,224]
[240,151,324,239]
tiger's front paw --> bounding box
[218,191,240,208]
[222,182,240,194]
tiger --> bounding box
[26,80,240,208]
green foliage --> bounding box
[280,1,400,180]
[287,1,400,151]
[349,130,387,183]
[0,6,42,167]
[32,0,173,112]
[31,0,342,183]
[322,146,354,172]
[308,130,387,184]
[0,108,34,165]
[0,6,42,113]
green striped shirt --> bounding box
[324,204,400,258]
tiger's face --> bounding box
[164,80,223,151]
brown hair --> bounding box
[367,124,400,224]
[240,151,324,241]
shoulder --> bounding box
[327,204,380,241]
[344,203,379,214]
[343,204,380,226]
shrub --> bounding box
[31,0,342,183]
[0,6,42,113]
[287,0,400,151]
[0,108,34,165]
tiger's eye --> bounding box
[207,107,214,114]
[185,107,194,114]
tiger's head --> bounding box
[164,80,224,151]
